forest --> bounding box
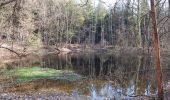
[0,0,170,100]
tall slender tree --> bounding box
[150,0,163,99]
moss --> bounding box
[5,66,82,83]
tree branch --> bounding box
[0,45,25,58]
[78,0,89,7]
[0,0,17,8]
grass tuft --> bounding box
[5,66,82,83]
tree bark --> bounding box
[150,0,164,100]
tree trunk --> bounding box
[137,0,142,47]
[150,0,164,99]
[169,0,170,16]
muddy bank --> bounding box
[1,43,170,61]
[0,92,87,100]
[0,43,151,59]
[0,92,160,100]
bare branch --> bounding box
[157,16,168,25]
[0,0,17,8]
[77,0,89,7]
[0,45,24,57]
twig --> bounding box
[80,0,89,7]
[0,0,17,8]
[157,16,168,25]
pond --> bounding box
[0,52,170,99]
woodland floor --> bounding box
[0,92,161,100]
[1,91,169,100]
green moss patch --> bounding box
[5,67,82,83]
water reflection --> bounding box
[40,52,170,97]
[1,52,170,98]
[42,53,153,76]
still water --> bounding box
[1,52,170,99]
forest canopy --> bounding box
[0,0,169,48]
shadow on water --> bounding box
[1,52,170,99]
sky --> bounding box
[76,0,117,8]
[94,0,117,8]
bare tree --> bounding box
[150,0,163,99]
